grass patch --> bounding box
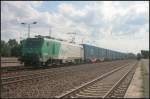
[140,63,145,97]
[140,61,149,98]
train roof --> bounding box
[28,36,83,48]
[25,36,127,54]
[82,44,127,54]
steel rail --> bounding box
[56,62,133,98]
[2,63,106,85]
[1,69,59,85]
[2,61,129,84]
[103,61,138,98]
[2,61,134,92]
[2,73,52,85]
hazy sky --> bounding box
[1,1,149,54]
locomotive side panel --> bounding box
[42,39,62,62]
[58,42,83,63]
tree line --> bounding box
[141,50,149,59]
[1,39,21,57]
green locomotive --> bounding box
[20,36,84,66]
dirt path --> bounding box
[124,61,143,98]
[141,59,149,98]
[125,59,149,98]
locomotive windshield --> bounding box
[25,38,43,48]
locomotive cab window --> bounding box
[25,38,43,48]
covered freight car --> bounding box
[82,44,105,62]
[82,44,128,62]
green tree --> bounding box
[7,39,21,57]
[11,44,22,57]
[8,39,18,48]
[1,40,11,57]
[141,50,149,59]
[0,39,22,57]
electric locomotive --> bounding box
[20,36,84,66]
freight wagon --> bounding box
[83,44,105,62]
[82,44,128,62]
[20,36,129,67]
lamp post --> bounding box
[21,21,37,38]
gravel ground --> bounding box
[1,60,127,77]
[1,60,134,98]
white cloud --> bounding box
[1,1,149,54]
[58,3,74,15]
[30,1,43,7]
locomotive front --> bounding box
[21,38,44,66]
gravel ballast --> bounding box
[1,60,134,98]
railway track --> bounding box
[56,61,138,98]
[1,64,86,77]
[1,60,137,98]
[0,59,133,72]
[1,66,32,73]
[1,71,51,86]
[1,60,128,76]
[1,65,76,86]
[104,62,137,98]
[1,61,131,86]
[1,63,120,86]
[1,60,86,74]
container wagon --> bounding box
[20,37,130,67]
[82,44,128,62]
[82,44,105,63]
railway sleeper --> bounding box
[87,85,112,89]
[84,89,109,93]
[92,84,113,87]
[86,86,103,90]
[84,88,110,92]
[75,92,104,98]
[81,90,109,95]
[78,91,106,96]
